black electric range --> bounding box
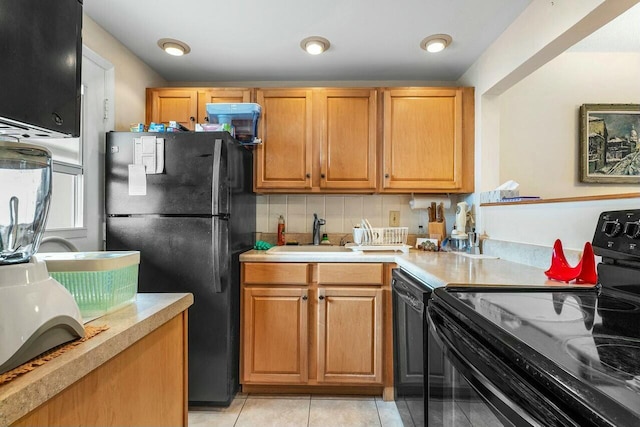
[427,209,640,426]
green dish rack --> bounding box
[36,251,140,318]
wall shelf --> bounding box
[480,192,640,207]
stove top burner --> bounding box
[477,293,586,323]
[566,336,640,381]
[553,293,640,313]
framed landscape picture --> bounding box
[580,104,640,184]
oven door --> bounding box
[427,299,580,427]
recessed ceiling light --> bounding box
[157,38,191,56]
[300,36,331,55]
[420,34,452,53]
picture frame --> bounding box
[579,104,640,184]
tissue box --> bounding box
[480,189,520,204]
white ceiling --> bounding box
[83,0,533,82]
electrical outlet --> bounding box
[389,210,400,227]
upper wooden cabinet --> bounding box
[316,89,377,191]
[145,86,474,194]
[146,88,198,130]
[196,88,252,123]
[146,87,252,130]
[254,88,377,193]
[254,89,314,190]
[381,87,474,193]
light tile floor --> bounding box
[189,394,405,427]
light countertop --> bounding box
[240,249,573,288]
[0,293,193,426]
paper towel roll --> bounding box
[409,195,451,210]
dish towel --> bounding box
[254,240,273,250]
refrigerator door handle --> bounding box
[212,139,223,215]
[212,217,222,293]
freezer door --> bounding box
[105,132,230,215]
[106,215,235,404]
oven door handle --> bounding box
[428,304,580,427]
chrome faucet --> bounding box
[312,213,326,245]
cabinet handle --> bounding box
[320,173,325,179]
[190,116,195,122]
[302,295,308,301]
[306,173,311,179]
[385,173,390,179]
[319,295,325,300]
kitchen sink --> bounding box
[266,245,360,255]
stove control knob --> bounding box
[624,221,640,239]
[603,220,622,237]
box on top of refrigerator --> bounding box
[205,103,261,144]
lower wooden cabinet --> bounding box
[317,287,383,384]
[242,287,309,384]
[13,313,188,427]
[241,262,387,389]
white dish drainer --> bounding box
[349,225,410,253]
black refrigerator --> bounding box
[105,131,255,406]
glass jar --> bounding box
[0,139,52,264]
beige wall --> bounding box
[82,14,166,131]
[499,51,640,199]
[457,0,640,251]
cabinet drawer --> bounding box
[317,263,383,285]
[244,263,309,285]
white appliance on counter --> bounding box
[0,140,84,375]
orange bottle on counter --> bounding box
[277,215,286,246]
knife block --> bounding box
[428,221,446,241]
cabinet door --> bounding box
[146,88,198,130]
[197,88,252,123]
[317,89,377,190]
[242,287,309,383]
[317,287,383,384]
[254,89,313,190]
[382,88,465,192]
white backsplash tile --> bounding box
[306,195,326,218]
[324,215,344,233]
[256,195,270,233]
[256,194,457,235]
[288,213,308,234]
[267,195,287,230]
[325,196,345,217]
[344,196,363,217]
[287,195,307,216]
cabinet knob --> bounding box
[302,295,308,301]
[319,295,325,300]
[190,116,195,122]
[385,173,390,179]
[320,173,325,179]
[306,173,311,179]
